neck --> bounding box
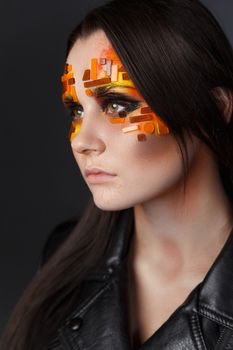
[131,144,233,283]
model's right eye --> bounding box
[64,103,84,120]
[72,105,83,118]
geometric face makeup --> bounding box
[61,47,170,142]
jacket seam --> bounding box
[199,304,233,329]
[213,327,228,350]
[59,277,114,329]
[72,279,113,318]
[57,277,116,349]
[190,312,207,350]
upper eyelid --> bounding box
[77,103,139,115]
[62,88,144,110]
[63,101,82,110]
[63,98,140,111]
[95,91,142,102]
[63,97,118,113]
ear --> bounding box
[211,86,233,124]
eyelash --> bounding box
[66,98,141,120]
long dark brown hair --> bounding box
[1,0,233,348]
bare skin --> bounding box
[66,29,233,347]
[127,141,233,346]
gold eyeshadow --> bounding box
[61,47,170,142]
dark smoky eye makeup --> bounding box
[63,100,83,118]
[94,90,143,115]
[96,93,141,103]
[62,91,143,119]
[97,97,142,115]
[94,90,142,102]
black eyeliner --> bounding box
[99,97,141,114]
[63,99,80,108]
[62,91,142,118]
[62,100,83,119]
[95,91,141,104]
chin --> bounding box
[92,196,134,212]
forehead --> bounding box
[67,30,121,76]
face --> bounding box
[63,30,200,211]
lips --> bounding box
[84,167,116,177]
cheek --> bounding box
[117,135,187,195]
[118,133,181,167]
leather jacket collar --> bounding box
[54,208,233,350]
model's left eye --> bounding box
[102,100,141,117]
[106,102,126,114]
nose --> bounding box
[70,106,106,155]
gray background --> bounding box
[0,0,232,332]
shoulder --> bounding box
[39,216,80,267]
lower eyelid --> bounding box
[126,104,141,114]
[68,102,141,119]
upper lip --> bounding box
[85,167,116,176]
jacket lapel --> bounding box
[58,207,233,350]
[198,227,233,326]
[58,208,134,350]
[139,226,233,349]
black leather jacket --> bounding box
[44,208,233,350]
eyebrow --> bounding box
[92,84,136,97]
[63,84,139,107]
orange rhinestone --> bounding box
[85,89,93,96]
[143,122,155,134]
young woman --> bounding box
[1,0,233,349]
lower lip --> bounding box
[86,173,116,183]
